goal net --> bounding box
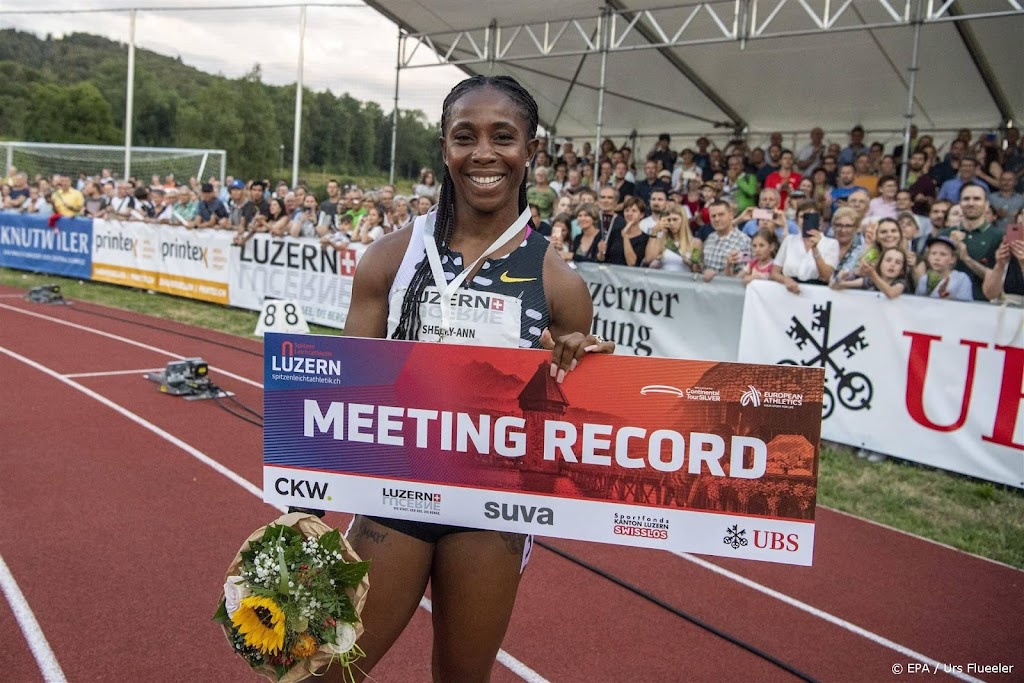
[0,142,227,185]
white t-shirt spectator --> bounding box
[774,234,840,282]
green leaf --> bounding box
[332,560,370,588]
[277,545,290,596]
[319,529,341,555]
[212,598,230,624]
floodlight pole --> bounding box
[292,4,306,188]
[593,6,610,187]
[900,0,923,188]
[389,28,401,185]
[124,9,136,180]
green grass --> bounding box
[3,267,1023,568]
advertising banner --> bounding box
[91,220,232,304]
[91,218,161,290]
[154,226,231,304]
[575,263,745,360]
[229,235,367,328]
[263,333,824,565]
[0,214,92,279]
[739,281,1024,489]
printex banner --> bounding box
[575,263,745,359]
[263,333,825,565]
[229,235,367,328]
[91,219,231,304]
[739,281,1024,489]
[0,214,92,279]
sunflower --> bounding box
[290,632,319,658]
[231,596,286,654]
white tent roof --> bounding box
[366,0,1023,139]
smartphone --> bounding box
[802,213,821,236]
[1005,223,1024,246]
[753,208,774,221]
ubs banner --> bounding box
[263,333,825,565]
[739,281,1024,489]
[0,214,92,279]
[229,235,367,328]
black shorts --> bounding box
[365,516,478,544]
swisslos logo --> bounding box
[724,525,799,553]
[484,502,554,526]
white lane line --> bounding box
[0,303,263,389]
[821,506,1024,573]
[0,293,26,298]
[672,551,984,683]
[0,345,269,503]
[0,553,68,683]
[417,598,550,683]
[63,368,162,379]
[2,345,546,683]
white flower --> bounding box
[223,576,250,617]
[325,622,357,655]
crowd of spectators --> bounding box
[522,125,1023,305]
[3,123,1022,304]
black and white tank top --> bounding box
[387,211,551,349]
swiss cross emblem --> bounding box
[490,298,504,311]
[339,249,357,277]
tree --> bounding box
[24,81,119,144]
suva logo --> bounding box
[740,385,762,407]
[484,502,554,525]
[275,477,330,500]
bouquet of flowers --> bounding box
[214,512,370,682]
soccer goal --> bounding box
[0,141,227,185]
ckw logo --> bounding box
[740,386,762,407]
[781,301,872,419]
[275,477,329,500]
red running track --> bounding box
[0,287,1021,683]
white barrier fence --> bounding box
[6,216,1020,487]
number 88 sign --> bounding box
[254,299,310,336]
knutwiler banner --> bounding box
[91,219,232,304]
[739,281,1024,489]
[0,214,92,279]
[229,235,367,328]
[575,263,745,359]
[263,333,825,565]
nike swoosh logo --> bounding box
[500,272,536,283]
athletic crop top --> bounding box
[387,211,552,349]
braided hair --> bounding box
[390,75,540,340]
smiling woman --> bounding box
[314,75,616,683]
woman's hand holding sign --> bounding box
[540,328,616,384]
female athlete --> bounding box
[320,75,612,682]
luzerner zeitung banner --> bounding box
[739,281,1024,489]
[263,333,825,565]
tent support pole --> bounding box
[900,0,923,188]
[124,9,136,180]
[292,4,306,189]
[594,5,610,188]
[389,28,401,185]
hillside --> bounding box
[0,29,440,179]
